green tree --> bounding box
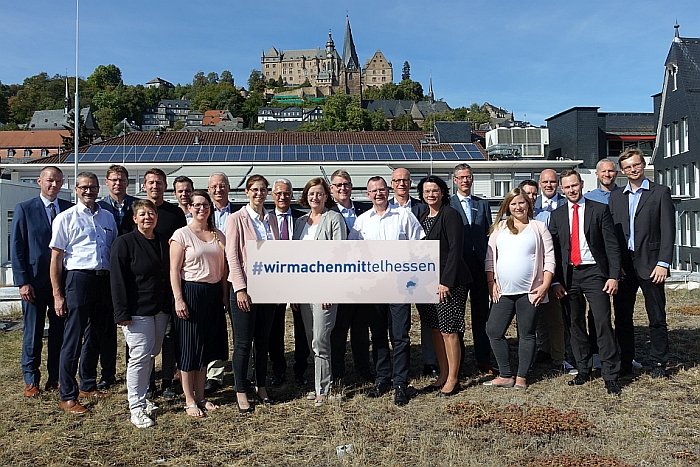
[391,113,419,131]
[192,71,207,87]
[86,64,122,90]
[206,72,219,85]
[396,79,423,100]
[242,91,265,128]
[370,108,389,131]
[220,70,234,86]
[172,120,185,131]
[454,103,491,128]
[379,82,398,99]
[361,86,381,100]
[346,101,371,131]
[402,61,410,81]
[94,107,118,137]
[247,70,266,93]
[61,110,92,151]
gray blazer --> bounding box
[292,208,348,240]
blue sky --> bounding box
[3,0,700,125]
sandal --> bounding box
[184,403,204,418]
[314,395,326,407]
[197,399,219,412]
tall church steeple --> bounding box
[428,74,435,103]
[342,16,360,71]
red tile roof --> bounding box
[0,130,68,149]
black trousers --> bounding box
[330,303,372,378]
[369,303,411,388]
[466,258,492,364]
[268,303,310,378]
[564,266,620,381]
[614,253,669,371]
[59,271,111,401]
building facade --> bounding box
[142,99,191,130]
[652,26,700,272]
[362,50,393,87]
[261,17,362,96]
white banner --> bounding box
[246,240,440,304]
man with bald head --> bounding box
[12,166,73,397]
[533,168,571,374]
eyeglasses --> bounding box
[76,185,100,192]
[454,175,473,181]
[391,178,410,184]
[367,188,388,194]
[621,162,644,172]
[332,182,351,189]
[208,185,229,190]
[191,203,210,210]
[272,191,291,198]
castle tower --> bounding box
[341,16,361,95]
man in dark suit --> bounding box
[549,169,622,395]
[609,148,675,378]
[268,177,311,387]
[11,166,73,397]
[450,163,496,374]
[533,169,571,373]
[328,169,374,382]
[388,167,437,376]
[96,164,138,390]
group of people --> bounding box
[10,146,674,428]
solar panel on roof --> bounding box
[337,152,350,160]
[80,153,97,162]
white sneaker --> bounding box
[131,409,154,428]
[632,360,643,369]
[145,399,158,415]
[592,354,602,369]
[563,361,578,375]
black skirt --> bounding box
[174,281,229,372]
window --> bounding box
[673,167,679,195]
[665,125,671,158]
[684,164,690,195]
[657,170,664,185]
[382,77,386,82]
[494,180,511,197]
[694,162,699,198]
[372,77,376,82]
[608,140,623,157]
[674,122,680,155]
[683,117,689,152]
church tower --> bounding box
[340,16,361,95]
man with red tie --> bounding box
[548,169,622,395]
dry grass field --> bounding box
[0,290,699,466]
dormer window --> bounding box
[24,149,32,157]
[6,149,15,158]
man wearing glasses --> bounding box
[208,173,241,232]
[608,148,674,378]
[328,170,374,384]
[268,178,310,387]
[350,176,425,406]
[49,172,118,414]
[450,163,497,375]
[97,165,139,390]
[389,168,437,377]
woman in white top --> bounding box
[292,178,347,406]
[170,191,228,418]
[225,175,280,413]
[483,188,555,390]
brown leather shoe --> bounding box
[476,362,499,375]
[44,381,60,392]
[23,383,40,397]
[78,389,112,399]
[59,399,88,415]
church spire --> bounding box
[674,22,681,42]
[428,74,434,103]
[64,75,70,115]
[342,15,360,71]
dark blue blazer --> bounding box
[11,196,74,290]
[449,194,492,265]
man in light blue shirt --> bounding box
[584,158,620,205]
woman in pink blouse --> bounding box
[170,190,229,418]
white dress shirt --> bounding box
[349,205,425,240]
[568,199,595,265]
[49,201,118,271]
[246,205,273,240]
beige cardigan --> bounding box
[485,219,555,304]
[225,207,280,293]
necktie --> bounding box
[49,203,56,224]
[463,198,472,224]
[280,213,289,240]
[570,204,581,267]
